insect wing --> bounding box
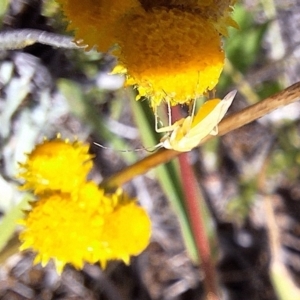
[179,90,237,150]
[214,90,237,123]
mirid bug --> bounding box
[157,90,237,152]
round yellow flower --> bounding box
[99,196,152,266]
[56,0,236,108]
[19,187,151,273]
[18,137,93,194]
[19,191,106,273]
[116,7,224,108]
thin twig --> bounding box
[0,29,83,50]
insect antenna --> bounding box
[93,142,161,153]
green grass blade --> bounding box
[0,196,31,254]
[131,98,198,262]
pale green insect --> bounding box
[157,90,237,152]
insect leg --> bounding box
[167,100,172,127]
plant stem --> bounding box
[178,152,219,300]
[169,103,219,299]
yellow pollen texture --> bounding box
[18,139,93,194]
[116,8,224,108]
[19,192,106,272]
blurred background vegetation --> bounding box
[1,0,300,299]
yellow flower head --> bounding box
[18,137,93,194]
[99,192,151,266]
[56,0,236,108]
[115,7,224,108]
[19,186,151,273]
